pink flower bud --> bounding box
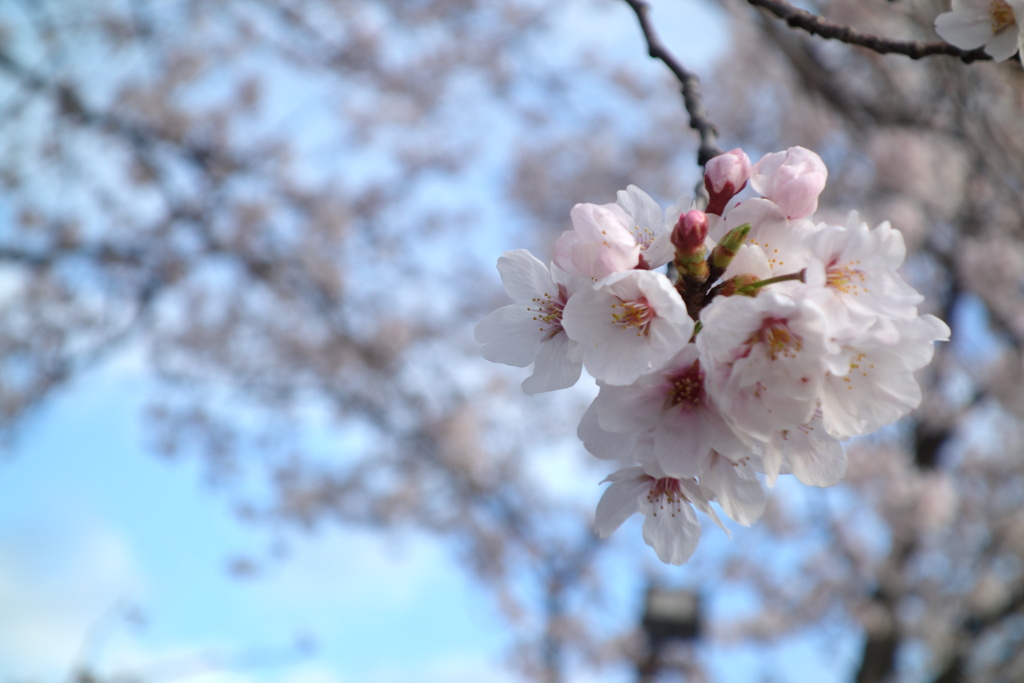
[750,147,828,219]
[704,148,752,216]
[554,203,640,279]
[671,210,709,253]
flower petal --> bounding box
[578,400,638,460]
[522,334,582,394]
[642,502,701,565]
[496,249,556,303]
[594,471,650,538]
[701,453,767,526]
[475,306,541,367]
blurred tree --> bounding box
[2,0,1023,681]
[0,1,691,680]
[694,2,1024,682]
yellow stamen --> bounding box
[749,318,803,361]
[990,0,1016,32]
[611,297,655,337]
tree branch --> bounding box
[0,46,244,174]
[622,0,723,167]
[745,0,992,63]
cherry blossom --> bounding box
[554,202,640,280]
[714,197,816,281]
[561,269,693,385]
[821,315,950,439]
[478,148,950,565]
[474,249,583,394]
[697,291,832,443]
[614,185,682,269]
[594,464,720,565]
[750,147,828,220]
[581,344,748,478]
[804,213,925,343]
[935,0,1024,63]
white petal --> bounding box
[594,472,650,538]
[652,415,709,479]
[701,454,767,526]
[790,435,847,487]
[762,438,785,487]
[643,232,676,269]
[475,306,541,367]
[642,502,701,565]
[601,465,646,484]
[935,12,997,51]
[616,185,663,238]
[679,477,728,533]
[591,377,665,434]
[578,400,638,460]
[522,334,582,394]
[496,249,556,303]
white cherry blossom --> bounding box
[935,0,1024,62]
[615,184,687,269]
[474,249,583,394]
[713,198,818,288]
[562,269,694,385]
[582,344,748,478]
[821,314,951,439]
[477,160,952,566]
[804,213,924,343]
[697,291,832,443]
[594,464,721,565]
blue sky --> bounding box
[0,351,527,683]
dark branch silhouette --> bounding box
[746,0,992,62]
[622,0,723,167]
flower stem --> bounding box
[736,268,806,295]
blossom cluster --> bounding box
[476,146,949,565]
[935,0,1024,65]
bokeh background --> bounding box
[1,1,1023,681]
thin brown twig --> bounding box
[746,0,992,62]
[621,0,723,167]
